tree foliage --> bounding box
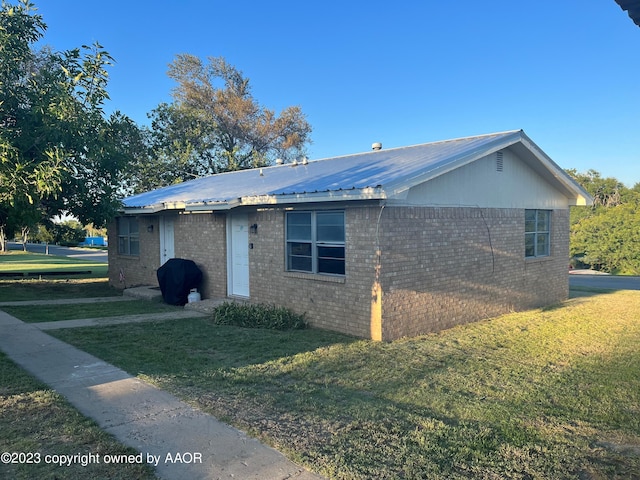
[51,219,85,245]
[567,169,640,274]
[571,202,640,274]
[0,0,144,250]
[131,55,312,191]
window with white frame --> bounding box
[525,209,550,258]
[286,211,345,275]
[117,216,139,256]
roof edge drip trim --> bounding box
[121,201,186,214]
[185,187,387,211]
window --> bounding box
[286,211,345,275]
[117,217,139,256]
[525,210,550,258]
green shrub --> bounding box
[212,302,307,330]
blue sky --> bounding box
[35,1,640,186]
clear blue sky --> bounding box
[35,1,640,186]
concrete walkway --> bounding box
[0,299,323,480]
[0,296,137,307]
[34,310,207,331]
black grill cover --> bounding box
[156,258,203,306]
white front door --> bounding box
[159,217,175,265]
[227,214,250,297]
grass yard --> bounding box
[49,290,640,479]
[2,300,182,323]
[0,353,156,480]
[0,252,107,279]
[0,279,119,302]
[0,250,117,302]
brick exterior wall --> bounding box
[108,216,159,288]
[108,213,227,296]
[172,213,227,298]
[108,206,569,341]
[378,207,570,340]
[247,207,379,338]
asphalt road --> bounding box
[7,242,108,264]
[569,272,640,291]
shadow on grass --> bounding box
[48,293,640,479]
[0,279,119,302]
[213,326,640,479]
[50,318,359,376]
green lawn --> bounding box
[0,252,107,279]
[0,252,116,301]
[49,290,640,479]
[0,279,119,302]
[2,300,182,323]
[0,354,156,480]
[0,278,122,302]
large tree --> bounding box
[0,0,144,249]
[133,55,312,191]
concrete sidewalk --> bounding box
[34,310,207,330]
[0,296,137,307]
[0,307,323,479]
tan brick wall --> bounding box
[247,207,378,338]
[523,208,570,304]
[108,213,228,298]
[108,216,160,288]
[378,207,570,340]
[109,206,570,341]
[172,213,227,298]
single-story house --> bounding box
[109,130,592,341]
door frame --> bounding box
[159,216,175,266]
[226,213,250,297]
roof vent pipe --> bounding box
[372,142,382,151]
[275,158,284,165]
[301,156,308,165]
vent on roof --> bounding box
[275,158,284,165]
[372,142,382,151]
[496,151,504,172]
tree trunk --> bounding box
[21,226,29,251]
[0,225,6,253]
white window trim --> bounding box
[285,210,345,276]
[117,216,140,256]
[525,209,551,258]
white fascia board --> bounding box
[121,207,158,215]
[121,201,187,215]
[238,187,387,206]
[186,198,241,212]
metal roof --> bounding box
[122,130,591,213]
[615,0,640,26]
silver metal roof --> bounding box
[122,130,591,213]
